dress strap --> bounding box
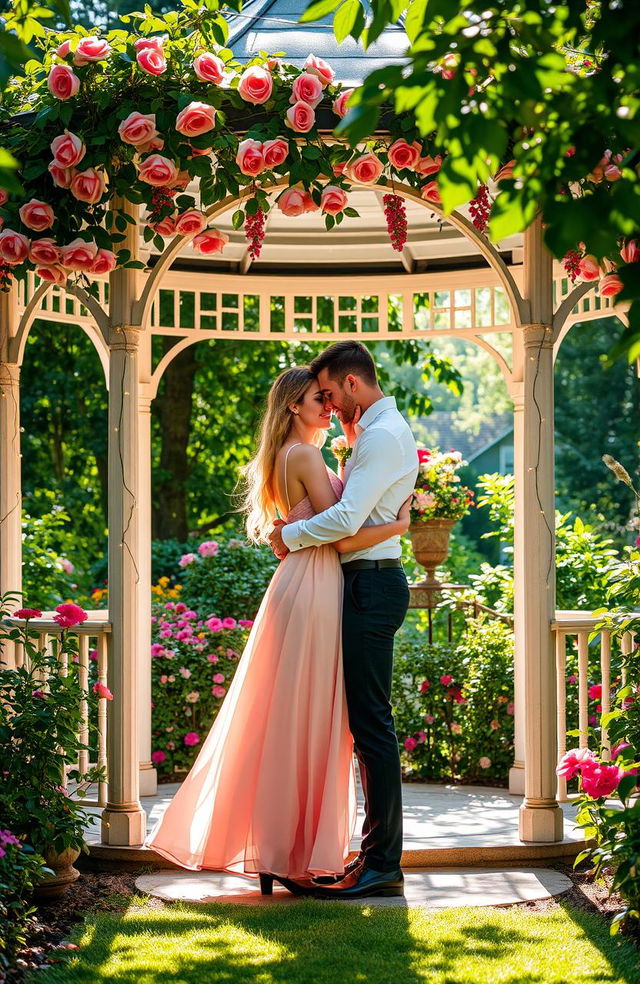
[283,443,302,514]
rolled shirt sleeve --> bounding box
[281,428,403,551]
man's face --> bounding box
[316,367,359,424]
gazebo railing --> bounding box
[3,611,111,807]
[553,611,635,802]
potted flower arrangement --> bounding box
[409,448,475,585]
[0,595,107,899]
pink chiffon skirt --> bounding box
[144,530,357,878]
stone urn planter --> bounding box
[408,518,457,587]
[33,845,82,900]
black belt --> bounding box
[341,559,404,572]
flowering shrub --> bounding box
[150,598,251,777]
[0,830,49,973]
[410,448,474,523]
[392,615,514,783]
[178,537,277,620]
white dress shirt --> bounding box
[281,396,418,563]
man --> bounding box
[268,341,418,899]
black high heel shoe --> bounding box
[259,873,274,895]
[258,872,316,897]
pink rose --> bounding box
[300,190,319,212]
[183,731,200,746]
[89,249,117,275]
[137,47,167,76]
[346,152,383,184]
[29,238,61,265]
[14,608,43,619]
[581,762,625,798]
[151,750,166,764]
[278,187,308,217]
[213,674,225,686]
[285,101,315,133]
[48,162,73,188]
[73,36,111,65]
[60,238,98,271]
[175,101,216,137]
[404,737,417,751]
[416,155,442,177]
[604,164,622,182]
[175,210,207,236]
[19,199,54,232]
[150,214,177,237]
[290,72,324,108]
[577,254,601,281]
[51,130,86,168]
[133,36,165,52]
[599,272,623,297]
[421,180,442,205]
[206,617,223,632]
[198,540,219,557]
[193,52,225,83]
[93,681,114,700]
[0,230,30,265]
[588,684,602,700]
[138,154,179,187]
[118,111,159,147]
[304,53,334,87]
[70,167,107,204]
[388,139,422,171]
[237,66,273,105]
[479,756,491,769]
[47,64,80,100]
[332,89,354,119]
[212,685,226,698]
[54,601,88,628]
[556,746,598,780]
[320,185,348,215]
[236,138,265,176]
[36,264,66,285]
[620,240,640,263]
[56,40,71,58]
[192,229,229,254]
[189,144,211,157]
[222,617,237,629]
[262,138,289,169]
[140,135,165,154]
[238,619,254,628]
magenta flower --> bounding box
[207,653,219,663]
[151,644,165,657]
[184,731,200,746]
[238,619,254,629]
[612,741,632,759]
[151,750,167,764]
[404,737,417,751]
[581,763,625,799]
[53,602,88,628]
[419,680,430,693]
[198,540,219,558]
[556,747,598,780]
[0,830,20,848]
[424,714,435,724]
[206,617,224,632]
[213,673,225,684]
[175,602,187,613]
[211,685,226,698]
[14,608,42,619]
[440,674,453,686]
[31,689,46,698]
[635,535,640,548]
[93,682,114,700]
[506,702,514,715]
[179,553,196,567]
[417,731,426,743]
[222,617,237,629]
[89,648,98,661]
[588,684,602,700]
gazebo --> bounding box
[0,0,629,853]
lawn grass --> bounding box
[29,898,640,984]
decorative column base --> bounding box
[508,761,525,795]
[519,800,564,842]
[101,803,147,846]
[139,761,158,797]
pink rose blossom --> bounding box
[151,643,165,657]
[588,684,602,700]
[198,540,219,557]
[490,719,500,730]
[604,164,622,182]
[213,673,225,684]
[36,264,66,285]
[346,152,384,185]
[416,155,442,177]
[73,37,111,65]
[193,52,225,84]
[48,162,73,188]
[137,47,167,76]
[320,185,348,215]
[417,731,426,743]
[51,130,86,168]
[151,750,166,764]
[176,101,216,137]
[332,89,354,118]
[179,552,196,567]
[56,40,72,58]
[404,737,417,751]
[60,238,98,271]
[304,53,334,87]
[263,138,289,169]
[388,139,422,171]
[238,619,254,629]
[567,675,578,685]
[556,746,598,780]
[183,731,200,746]
[137,154,179,187]
[159,674,168,684]
[222,617,237,629]
[166,740,175,750]
[0,230,30,265]
[285,101,315,133]
[236,138,265,176]
[620,240,639,264]
[424,714,435,724]
[59,557,74,573]
[89,249,117,275]
[451,722,462,735]
[29,239,61,266]
[207,653,219,662]
[599,273,623,298]
[212,685,226,698]
[175,210,207,236]
[54,602,88,628]
[70,167,107,204]
[118,112,159,148]
[133,36,165,53]
[421,180,442,205]
[185,690,200,703]
[577,254,601,282]
[440,675,453,686]
[479,756,492,769]
[151,214,177,237]
[14,608,42,619]
[581,762,625,798]
[277,187,309,217]
[93,681,114,700]
[290,72,324,108]
[192,228,229,254]
[47,64,80,100]
[206,617,224,632]
[237,66,273,105]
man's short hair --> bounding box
[309,341,377,386]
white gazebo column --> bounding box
[517,217,563,842]
[0,286,22,669]
[101,201,147,845]
[137,380,157,796]
[508,378,525,795]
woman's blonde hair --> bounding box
[243,367,325,543]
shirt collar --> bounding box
[357,396,397,434]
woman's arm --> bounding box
[332,496,412,554]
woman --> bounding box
[144,367,410,892]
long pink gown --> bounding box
[144,468,357,878]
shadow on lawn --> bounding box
[559,897,640,983]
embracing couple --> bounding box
[145,341,419,900]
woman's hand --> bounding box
[397,494,413,533]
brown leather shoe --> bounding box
[312,856,364,886]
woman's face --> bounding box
[296,382,332,430]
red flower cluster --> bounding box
[383,193,408,252]
[148,186,175,225]
[562,248,582,283]
[245,204,266,260]
[469,184,491,233]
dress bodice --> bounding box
[286,467,343,523]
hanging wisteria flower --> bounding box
[469,184,492,233]
[245,205,266,260]
[383,194,407,252]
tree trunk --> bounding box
[152,342,198,540]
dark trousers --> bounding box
[342,567,410,872]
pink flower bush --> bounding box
[175,101,216,137]
[47,64,80,100]
[238,619,254,629]
[237,66,273,105]
[183,731,200,746]
[48,162,73,188]
[198,540,219,558]
[479,756,491,769]
[556,746,598,779]
[36,264,66,285]
[421,180,442,205]
[581,763,625,799]
[212,685,226,698]
[193,52,225,84]
[222,617,237,629]
[93,681,114,700]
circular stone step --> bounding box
[135,867,573,908]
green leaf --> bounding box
[232,209,245,229]
[300,0,342,22]
[334,103,381,147]
[489,188,538,242]
[405,0,427,44]
[334,0,365,43]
